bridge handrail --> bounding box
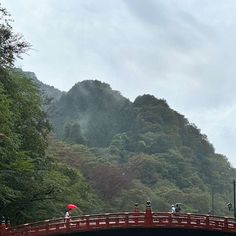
[1,212,236,236]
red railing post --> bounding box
[0,217,7,236]
[145,201,153,225]
[125,214,129,226]
[66,219,70,232]
[186,213,191,226]
[105,215,109,227]
[0,225,6,236]
[168,213,173,225]
[206,215,209,228]
[134,203,140,224]
[46,221,49,235]
[86,216,90,229]
[224,217,228,230]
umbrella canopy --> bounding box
[67,204,78,210]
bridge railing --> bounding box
[152,213,235,230]
[1,212,236,236]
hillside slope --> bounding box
[48,80,135,147]
[42,78,236,216]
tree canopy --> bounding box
[0,4,103,224]
[46,88,236,217]
[1,2,236,224]
[0,4,30,68]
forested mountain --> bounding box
[2,66,234,222]
[23,70,63,108]
[48,80,135,147]
[0,4,104,225]
[1,58,235,225]
[0,69,104,225]
[1,2,235,226]
[44,79,236,216]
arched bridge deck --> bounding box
[1,212,236,236]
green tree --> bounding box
[0,4,30,68]
[0,69,55,224]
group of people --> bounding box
[134,202,183,214]
[171,203,182,213]
[64,202,182,222]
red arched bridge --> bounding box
[1,210,236,236]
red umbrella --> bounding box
[67,204,78,210]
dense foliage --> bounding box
[0,4,30,68]
[48,80,135,147]
[0,69,104,224]
[1,2,236,226]
[0,4,104,225]
[46,82,236,217]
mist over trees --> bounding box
[48,80,135,147]
[0,4,102,224]
[46,80,236,216]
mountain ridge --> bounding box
[25,71,236,216]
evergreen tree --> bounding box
[0,4,30,68]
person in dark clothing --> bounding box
[175,204,181,213]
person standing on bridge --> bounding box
[171,205,175,213]
[64,209,72,223]
[175,204,181,213]
[64,204,79,223]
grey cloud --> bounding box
[2,0,236,166]
[125,0,213,51]
[125,0,167,26]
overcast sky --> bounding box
[2,0,236,167]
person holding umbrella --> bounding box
[64,204,78,222]
[64,209,72,222]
